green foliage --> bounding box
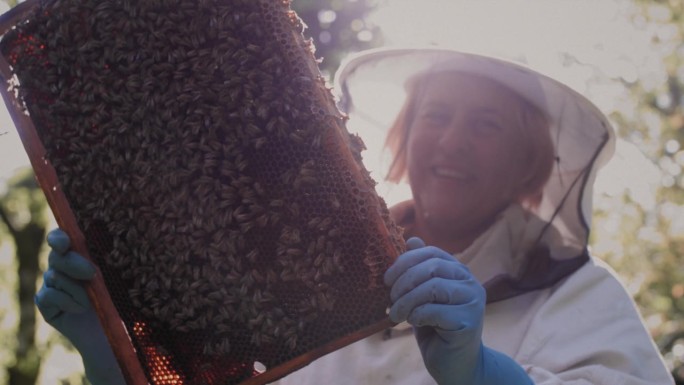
[0,168,48,385]
[291,0,383,76]
[590,0,684,381]
[0,169,47,230]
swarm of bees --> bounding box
[1,0,404,383]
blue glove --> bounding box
[35,229,125,385]
[384,237,533,385]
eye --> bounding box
[472,118,503,136]
[418,110,450,127]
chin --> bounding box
[419,203,464,225]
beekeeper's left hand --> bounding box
[384,237,533,385]
[35,229,124,385]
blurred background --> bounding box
[0,0,682,384]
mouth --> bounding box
[432,166,473,181]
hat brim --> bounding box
[333,47,617,250]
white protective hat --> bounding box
[334,47,616,300]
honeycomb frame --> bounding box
[0,1,405,384]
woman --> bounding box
[37,48,674,384]
[275,48,675,384]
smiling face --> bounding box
[406,72,532,249]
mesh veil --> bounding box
[334,47,616,301]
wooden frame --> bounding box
[0,1,400,384]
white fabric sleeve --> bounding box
[516,259,674,385]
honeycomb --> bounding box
[0,0,405,384]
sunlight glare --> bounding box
[344,80,412,205]
[350,0,662,204]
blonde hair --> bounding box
[384,72,555,208]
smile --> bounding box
[432,167,473,181]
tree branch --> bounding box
[0,202,19,241]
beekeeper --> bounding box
[272,48,675,385]
[36,48,674,385]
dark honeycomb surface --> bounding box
[0,0,405,384]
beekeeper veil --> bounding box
[334,47,616,302]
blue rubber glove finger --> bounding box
[389,276,480,324]
[48,250,96,280]
[412,303,483,365]
[43,269,92,310]
[389,257,472,302]
[384,245,458,287]
[405,236,426,250]
[408,299,483,331]
[35,285,89,320]
[47,228,71,254]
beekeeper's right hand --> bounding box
[35,229,125,385]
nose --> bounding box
[437,114,471,153]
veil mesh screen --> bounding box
[0,0,405,383]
